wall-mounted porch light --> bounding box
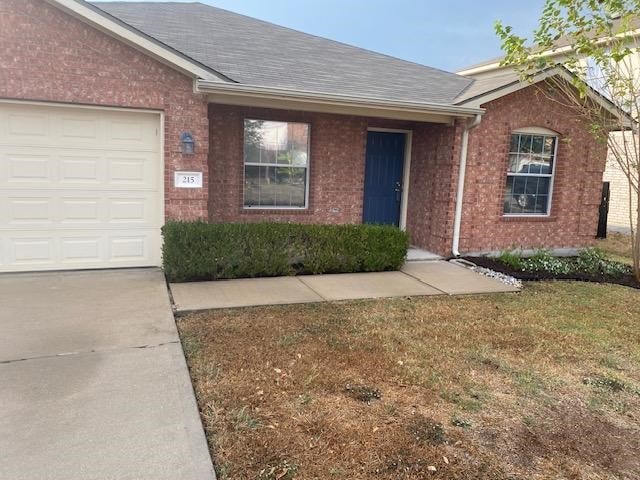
[180,132,195,155]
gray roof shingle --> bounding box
[454,69,521,104]
[93,1,473,105]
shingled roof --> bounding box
[93,1,474,105]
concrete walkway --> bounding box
[170,260,519,312]
[0,269,215,480]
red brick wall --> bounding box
[459,83,608,253]
[208,104,442,227]
[0,0,209,220]
[405,121,462,254]
[209,104,366,223]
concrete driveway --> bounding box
[0,269,215,480]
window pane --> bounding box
[543,136,555,155]
[244,119,310,208]
[509,134,521,153]
[504,133,556,215]
[244,119,309,167]
[526,155,552,174]
[531,135,545,154]
[518,134,533,154]
[503,174,551,214]
[534,195,549,214]
[508,153,520,173]
[244,165,307,207]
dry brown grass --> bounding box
[598,232,634,265]
[178,281,640,479]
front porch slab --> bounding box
[406,247,442,261]
[402,261,520,294]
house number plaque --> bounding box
[174,171,203,188]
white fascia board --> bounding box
[47,0,226,81]
[197,80,484,122]
[459,28,640,76]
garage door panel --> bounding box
[106,114,159,151]
[8,197,53,225]
[60,155,102,184]
[60,198,101,224]
[0,103,162,272]
[5,110,49,141]
[7,154,52,183]
[108,198,148,223]
[3,192,159,228]
[108,154,154,186]
[60,115,101,142]
[2,150,158,190]
[10,236,55,265]
[61,236,103,263]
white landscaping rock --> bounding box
[471,266,523,289]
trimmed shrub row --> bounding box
[162,221,409,282]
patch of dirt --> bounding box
[343,383,381,403]
[465,256,640,289]
[407,416,446,445]
[511,401,640,477]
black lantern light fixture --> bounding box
[180,132,195,154]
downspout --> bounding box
[451,114,482,257]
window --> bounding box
[243,119,310,208]
[503,131,557,215]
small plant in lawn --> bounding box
[451,417,472,428]
[343,383,382,403]
[259,460,298,480]
[407,416,446,445]
[583,374,637,395]
[297,392,314,406]
[600,354,623,371]
[233,406,261,430]
[513,369,545,396]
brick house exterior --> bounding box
[0,0,614,272]
[0,0,210,221]
[459,84,609,253]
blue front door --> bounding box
[363,131,405,226]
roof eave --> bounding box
[197,80,484,123]
[456,67,634,128]
[459,27,640,76]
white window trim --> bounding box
[503,130,559,218]
[242,119,311,210]
[366,127,413,230]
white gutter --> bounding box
[452,114,482,257]
[196,80,484,118]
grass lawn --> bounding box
[598,232,634,265]
[178,282,640,479]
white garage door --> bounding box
[0,102,163,272]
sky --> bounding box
[114,0,546,72]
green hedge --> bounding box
[162,221,409,282]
